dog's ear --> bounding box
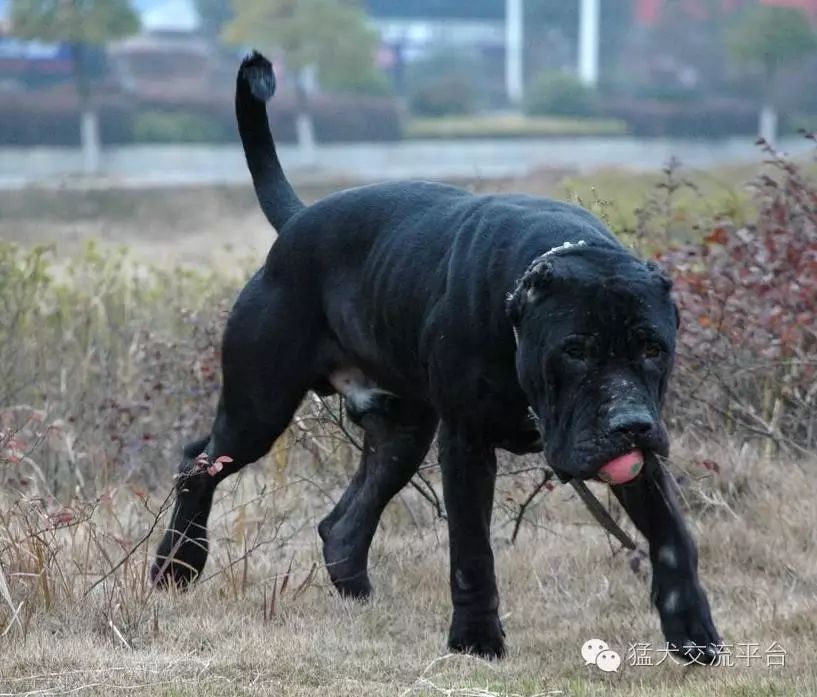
[506,257,554,324]
[644,259,673,291]
[644,260,679,327]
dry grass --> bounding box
[0,172,550,269]
[1,440,816,696]
[0,181,355,265]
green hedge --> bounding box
[525,72,596,117]
[131,110,229,143]
[0,95,403,145]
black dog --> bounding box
[153,52,721,661]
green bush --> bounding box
[634,83,700,103]
[525,72,596,117]
[324,67,394,97]
[132,110,227,143]
[409,74,476,117]
[407,50,481,117]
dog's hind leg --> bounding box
[320,399,437,599]
[152,281,318,588]
[151,387,307,588]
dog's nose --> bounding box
[609,409,655,437]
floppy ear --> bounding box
[643,260,679,327]
[506,258,554,325]
[506,289,526,326]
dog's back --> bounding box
[235,51,618,285]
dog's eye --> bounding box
[643,342,663,359]
[564,342,591,362]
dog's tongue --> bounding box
[597,450,644,485]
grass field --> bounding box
[1,161,816,695]
[1,444,815,696]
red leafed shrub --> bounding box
[656,137,817,452]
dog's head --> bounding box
[507,244,678,481]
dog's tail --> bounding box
[236,51,304,231]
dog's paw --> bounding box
[330,571,373,601]
[448,612,506,659]
[656,580,722,665]
[151,531,208,590]
[672,640,722,666]
[150,557,199,590]
[322,537,373,601]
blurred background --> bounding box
[1,0,816,189]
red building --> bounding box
[636,0,817,24]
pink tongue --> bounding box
[597,449,644,484]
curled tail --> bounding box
[236,51,304,231]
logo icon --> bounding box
[581,638,622,672]
[581,639,609,665]
[595,649,622,672]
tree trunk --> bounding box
[295,66,317,167]
[759,103,778,146]
[73,42,101,175]
[505,0,524,104]
[758,64,778,146]
[80,109,101,175]
[294,112,316,165]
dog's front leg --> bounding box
[612,458,722,664]
[439,424,505,658]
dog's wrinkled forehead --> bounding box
[506,244,672,327]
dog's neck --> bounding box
[527,239,587,267]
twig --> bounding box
[83,488,174,597]
[510,469,553,544]
[410,470,445,519]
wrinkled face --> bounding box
[509,248,678,481]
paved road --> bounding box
[0,136,812,190]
